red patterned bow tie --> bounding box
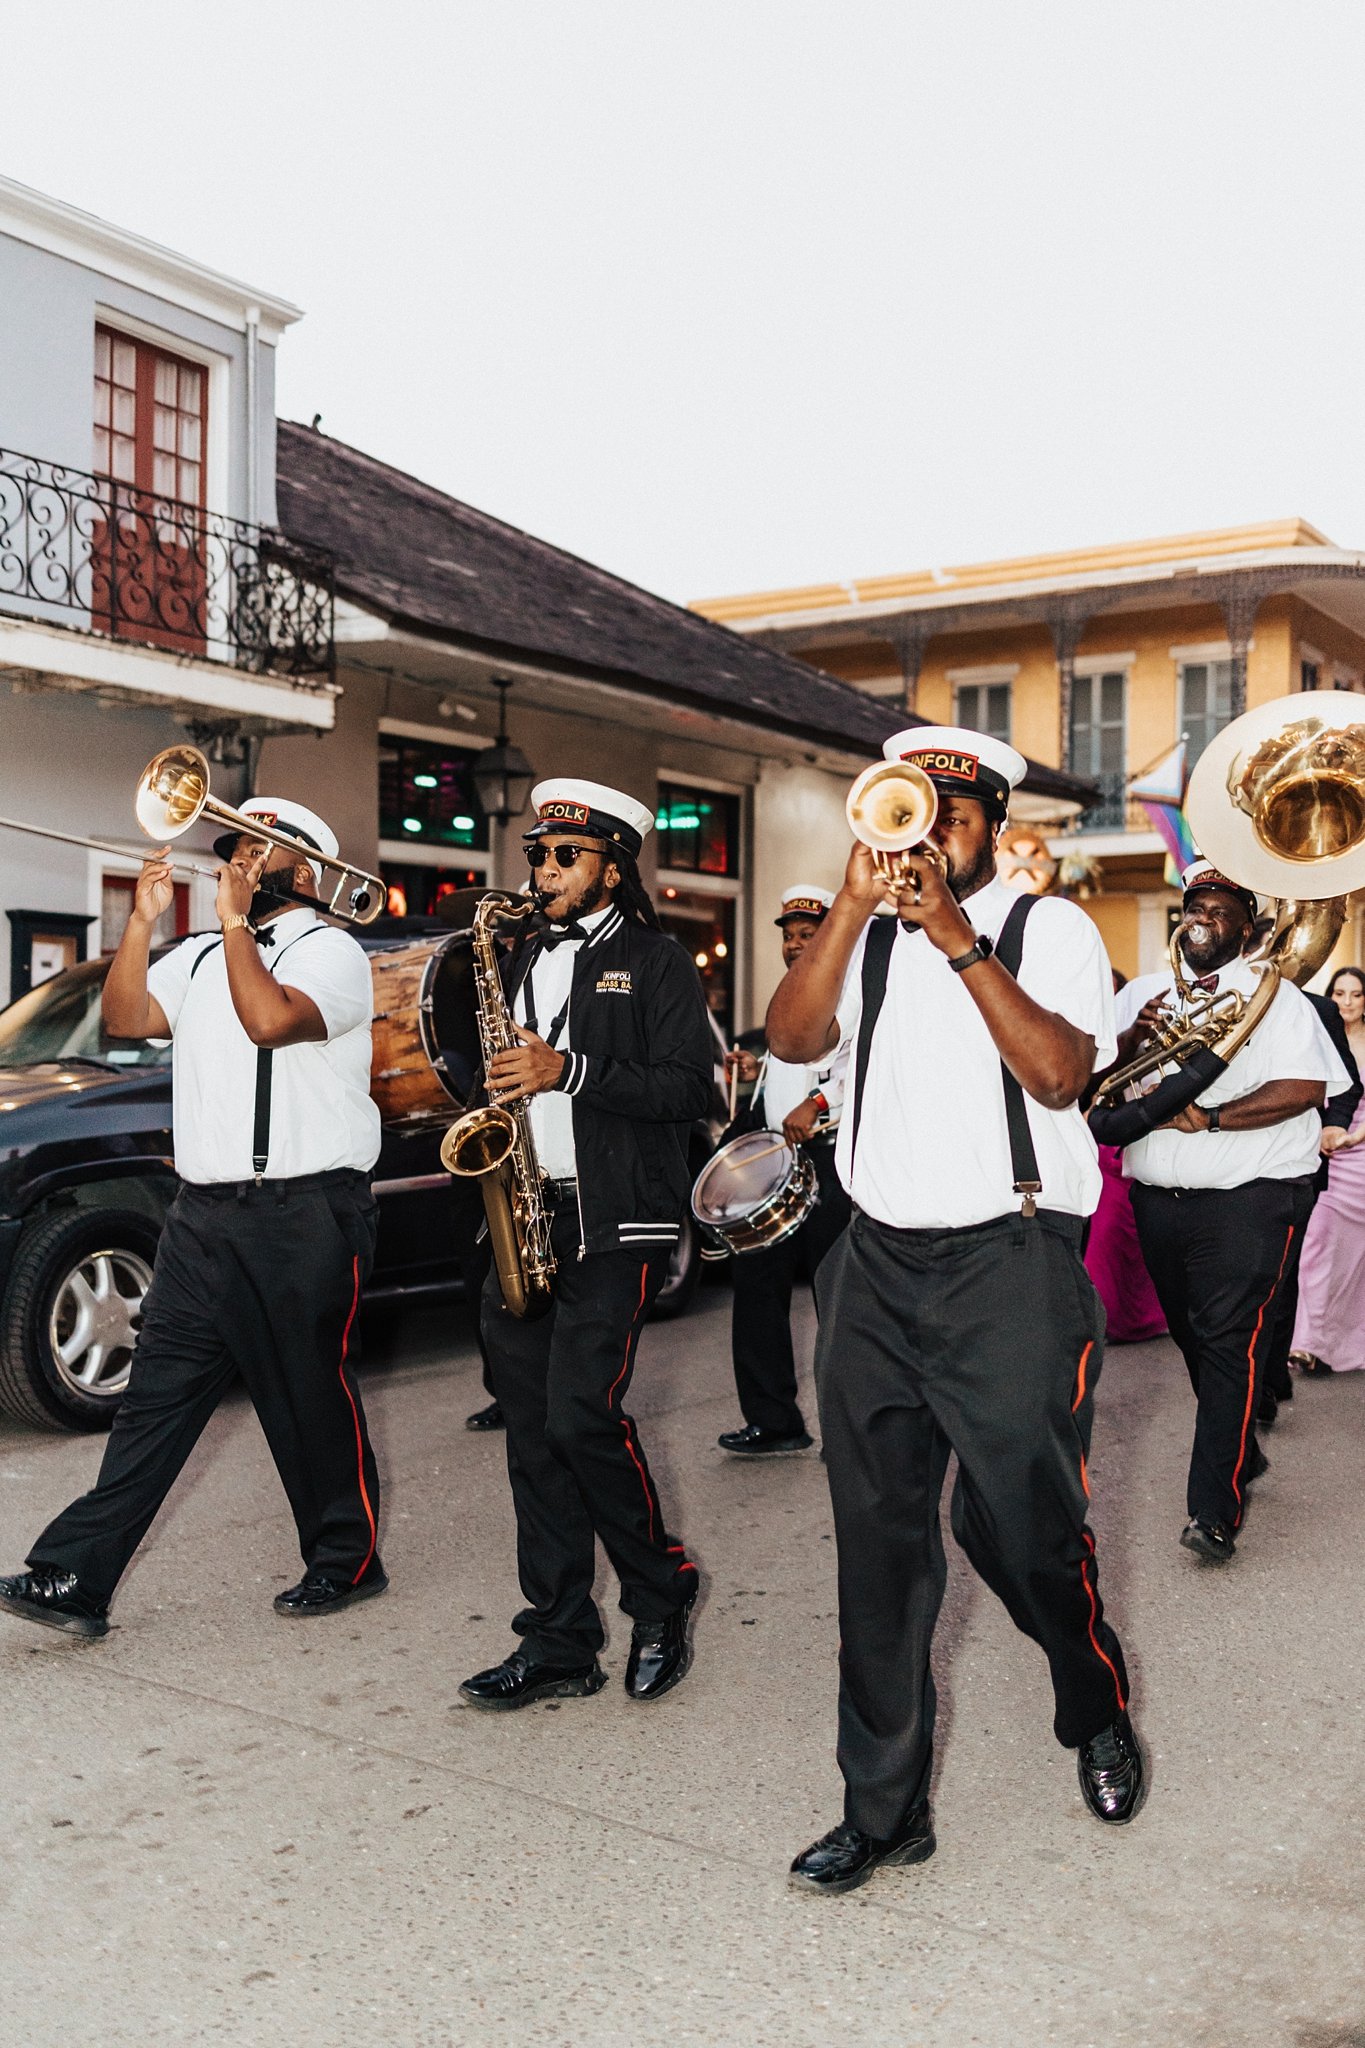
[1192,974,1219,994]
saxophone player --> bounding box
[458,779,714,1712]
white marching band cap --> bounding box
[882,724,1027,813]
[213,797,339,881]
[1180,858,1260,919]
[526,778,655,859]
[776,884,836,925]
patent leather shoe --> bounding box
[624,1594,696,1702]
[465,1401,505,1431]
[1077,1710,1146,1825]
[789,1808,936,1896]
[458,1649,607,1711]
[717,1423,813,1457]
[1180,1516,1236,1563]
[274,1559,388,1616]
[0,1567,109,1639]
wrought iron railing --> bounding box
[0,448,334,681]
[1074,769,1148,833]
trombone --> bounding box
[0,744,386,927]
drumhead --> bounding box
[417,932,482,1107]
[693,1130,797,1224]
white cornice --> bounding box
[0,175,302,341]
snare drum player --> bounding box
[0,800,385,1640]
[767,726,1142,1895]
[718,886,851,1457]
[457,778,714,1711]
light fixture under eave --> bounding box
[471,677,536,824]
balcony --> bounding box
[1074,769,1147,834]
[0,448,334,683]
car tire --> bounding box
[649,1211,702,1321]
[0,1209,159,1431]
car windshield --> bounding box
[0,958,171,1070]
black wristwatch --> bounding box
[1206,1104,1222,1133]
[947,933,994,974]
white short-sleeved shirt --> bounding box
[758,1038,851,1136]
[834,881,1116,1229]
[1114,957,1350,1189]
[147,908,381,1184]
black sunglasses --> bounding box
[525,842,608,870]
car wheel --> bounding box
[0,1209,160,1431]
[649,1211,702,1321]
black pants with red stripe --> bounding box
[482,1200,696,1666]
[29,1174,380,1605]
[815,1206,1129,1841]
[730,1136,851,1436]
[1131,1175,1315,1530]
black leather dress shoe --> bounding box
[465,1401,505,1431]
[717,1424,813,1457]
[274,1559,388,1616]
[1077,1710,1145,1824]
[0,1568,109,1639]
[789,1808,936,1896]
[624,1594,696,1703]
[458,1649,607,1711]
[1180,1516,1236,1563]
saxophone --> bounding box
[439,894,556,1319]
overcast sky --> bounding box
[7,2,1365,603]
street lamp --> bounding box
[471,677,536,824]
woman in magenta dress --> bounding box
[1292,966,1365,1374]
[1084,971,1167,1341]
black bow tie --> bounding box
[1191,974,1218,994]
[541,922,587,951]
[253,926,277,950]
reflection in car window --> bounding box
[0,957,172,1069]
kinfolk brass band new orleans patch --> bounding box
[537,799,592,825]
[899,748,981,781]
[783,897,826,917]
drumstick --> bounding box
[727,1043,741,1121]
[721,1138,790,1168]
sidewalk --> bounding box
[2,1284,1363,2047]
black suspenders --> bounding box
[847,894,1043,1215]
[187,926,326,1181]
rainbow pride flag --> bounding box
[1128,741,1196,884]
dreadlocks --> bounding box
[611,850,661,930]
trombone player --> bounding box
[0,797,386,1640]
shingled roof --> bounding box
[275,420,1092,808]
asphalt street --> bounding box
[2,1275,1363,2048]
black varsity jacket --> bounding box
[501,904,715,1256]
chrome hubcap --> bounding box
[47,1246,152,1398]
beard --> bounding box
[946,841,998,903]
[249,873,298,921]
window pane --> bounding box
[179,365,202,414]
[656,886,736,1039]
[1100,672,1125,725]
[1183,664,1208,723]
[112,339,137,387]
[377,738,491,851]
[95,329,111,377]
[93,426,109,471]
[93,379,110,427]
[112,439,136,482]
[153,452,177,496]
[985,683,1011,740]
[178,461,201,504]
[154,358,177,405]
[178,413,199,459]
[113,388,136,436]
[656,784,741,878]
[153,404,177,453]
[1211,660,1232,720]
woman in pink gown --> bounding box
[1083,971,1167,1341]
[1292,966,1365,1374]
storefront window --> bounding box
[657,886,736,1041]
[380,863,482,919]
[379,737,491,852]
[655,783,740,877]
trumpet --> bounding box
[0,744,385,928]
[846,759,945,901]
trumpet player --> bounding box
[718,885,851,1457]
[458,779,713,1713]
[768,726,1142,1896]
[0,799,386,1641]
[1108,861,1351,1564]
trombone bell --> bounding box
[135,746,212,840]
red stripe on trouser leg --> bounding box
[334,1255,377,1584]
[1080,1530,1126,1712]
[1071,1340,1093,1414]
[1229,1223,1295,1523]
[608,1264,658,1545]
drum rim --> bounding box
[691,1129,799,1226]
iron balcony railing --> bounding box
[1073,768,1149,833]
[0,447,334,681]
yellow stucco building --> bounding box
[696,522,1365,980]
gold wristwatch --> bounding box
[221,914,251,936]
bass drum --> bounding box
[369,933,482,1129]
[690,1130,817,1257]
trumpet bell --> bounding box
[135,745,211,842]
[846,760,939,854]
[1186,690,1365,900]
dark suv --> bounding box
[0,929,710,1432]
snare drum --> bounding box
[369,934,482,1129]
[690,1130,818,1257]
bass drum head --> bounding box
[418,930,482,1110]
[692,1130,797,1226]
